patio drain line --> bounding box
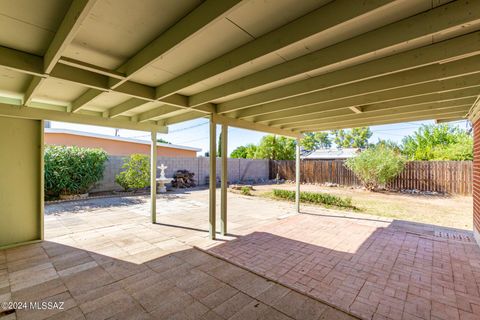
[405,230,474,243]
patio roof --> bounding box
[0,0,480,137]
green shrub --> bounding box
[240,186,252,196]
[345,145,405,191]
[115,154,150,192]
[272,189,354,209]
[44,145,108,196]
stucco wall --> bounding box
[92,156,270,192]
[0,117,42,248]
[45,133,197,158]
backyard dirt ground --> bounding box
[250,183,473,230]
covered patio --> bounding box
[1,190,479,319]
[2,0,480,319]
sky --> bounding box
[50,119,471,156]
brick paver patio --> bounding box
[1,189,480,319]
[0,191,355,320]
[202,212,480,320]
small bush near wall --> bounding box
[345,146,406,191]
[115,154,150,192]
[272,189,354,209]
[44,146,108,197]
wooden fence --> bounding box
[269,160,473,195]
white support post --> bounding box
[221,124,228,236]
[295,138,301,213]
[151,131,157,223]
[209,117,217,239]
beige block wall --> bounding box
[92,156,270,192]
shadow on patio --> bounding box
[201,213,480,320]
[1,239,355,320]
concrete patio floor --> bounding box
[1,189,480,320]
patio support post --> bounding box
[295,138,301,213]
[151,130,157,223]
[221,124,228,236]
[209,116,217,239]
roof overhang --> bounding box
[0,0,478,135]
[45,128,201,151]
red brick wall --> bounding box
[474,120,480,234]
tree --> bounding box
[115,154,150,192]
[230,144,257,159]
[375,139,401,153]
[301,132,331,151]
[254,135,296,160]
[157,138,171,144]
[401,124,472,160]
[217,132,222,157]
[332,127,372,148]
[230,145,247,158]
[245,144,258,158]
[345,145,406,191]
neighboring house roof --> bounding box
[302,148,360,160]
[45,128,201,152]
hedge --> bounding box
[44,145,108,196]
[272,189,354,209]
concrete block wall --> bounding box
[91,156,270,192]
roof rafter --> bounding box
[105,99,214,120]
[280,99,475,129]
[197,0,480,112]
[112,0,243,88]
[73,0,242,113]
[294,108,469,133]
[0,45,190,112]
[266,87,480,127]
[138,105,180,123]
[0,102,167,133]
[235,56,480,121]
[211,114,301,139]
[164,111,208,125]
[155,0,395,102]
[108,98,146,118]
[24,0,98,106]
[219,31,480,114]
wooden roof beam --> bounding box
[349,106,363,114]
[291,107,470,132]
[212,0,480,113]
[24,0,98,106]
[234,55,480,122]
[297,111,468,132]
[220,32,480,114]
[266,87,480,127]
[155,0,395,101]
[280,100,476,129]
[211,114,301,139]
[111,0,243,89]
[0,102,167,133]
[137,105,181,123]
[71,0,242,112]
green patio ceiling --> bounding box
[0,0,480,135]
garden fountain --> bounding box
[156,163,171,193]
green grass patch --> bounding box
[240,186,252,196]
[271,189,357,210]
